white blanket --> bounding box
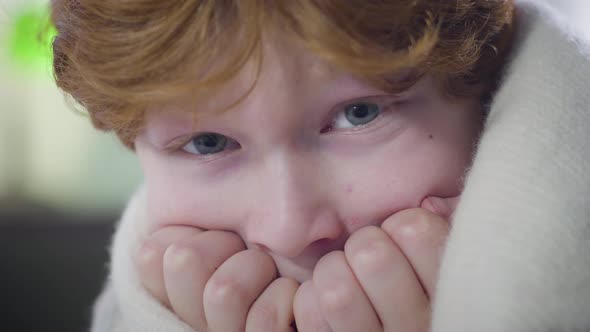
[90,2,590,331]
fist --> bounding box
[293,205,452,331]
[134,226,298,331]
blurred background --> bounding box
[0,1,141,331]
[0,0,589,331]
[0,0,141,223]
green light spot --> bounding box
[7,5,57,75]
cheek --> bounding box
[407,97,483,194]
[336,126,477,231]
[137,147,241,233]
[336,156,442,232]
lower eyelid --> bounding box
[174,146,236,163]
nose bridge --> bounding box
[264,149,319,232]
[246,148,342,257]
[275,149,316,221]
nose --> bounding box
[244,150,344,258]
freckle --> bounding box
[345,185,353,193]
[428,134,434,139]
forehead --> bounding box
[146,33,417,119]
[146,37,360,116]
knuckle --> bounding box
[164,244,203,273]
[204,275,246,307]
[134,241,161,270]
[346,228,392,273]
[382,208,436,236]
[400,208,431,223]
[352,241,391,273]
[318,279,355,314]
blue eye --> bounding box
[182,133,238,155]
[333,102,381,129]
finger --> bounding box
[293,280,332,332]
[246,277,299,332]
[163,231,245,330]
[134,225,204,308]
[345,226,429,331]
[420,195,461,220]
[204,249,277,332]
[381,208,450,299]
[314,251,382,332]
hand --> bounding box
[134,226,298,331]
[293,196,456,331]
[420,195,460,220]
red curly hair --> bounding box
[51,0,515,147]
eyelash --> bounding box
[174,96,407,159]
[166,136,239,162]
[321,98,404,134]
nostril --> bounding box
[246,213,345,258]
[309,238,331,248]
[308,237,346,255]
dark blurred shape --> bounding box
[0,199,116,332]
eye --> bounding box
[182,132,240,155]
[332,102,381,130]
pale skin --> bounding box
[132,35,482,331]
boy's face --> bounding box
[135,38,483,282]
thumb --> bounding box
[420,195,461,220]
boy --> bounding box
[51,0,590,331]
